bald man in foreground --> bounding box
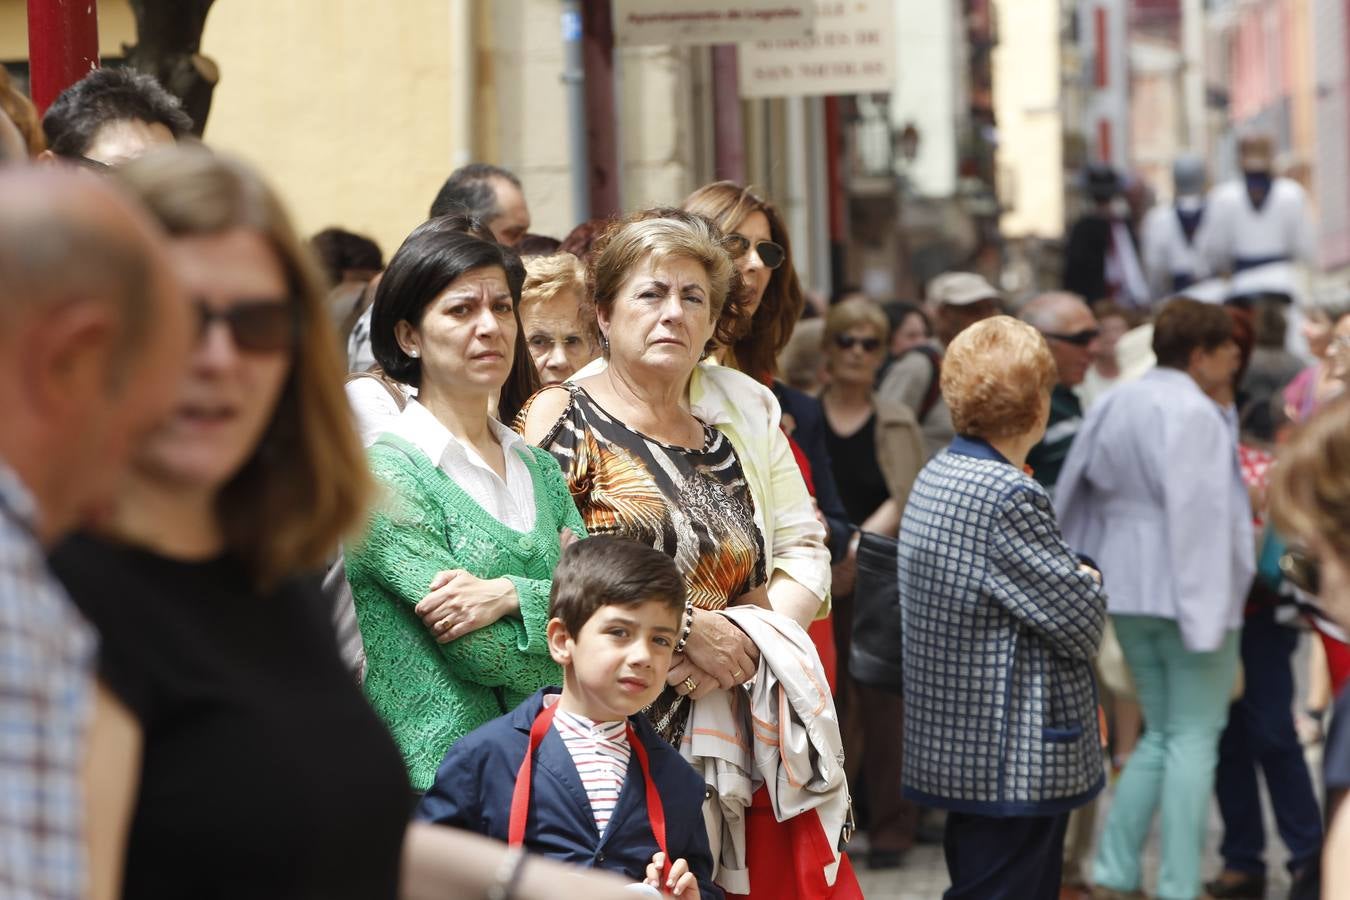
[0,169,190,899]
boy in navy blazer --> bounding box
[416,537,721,899]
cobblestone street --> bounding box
[850,746,1317,898]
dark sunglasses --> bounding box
[1280,549,1321,596]
[194,299,297,353]
[726,234,786,270]
[1043,328,1101,347]
[834,334,882,352]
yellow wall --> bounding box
[1,0,459,255]
[2,0,703,251]
[200,0,459,257]
[993,0,1064,238]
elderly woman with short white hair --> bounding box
[520,252,598,386]
[898,316,1107,900]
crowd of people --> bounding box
[5,62,1350,900]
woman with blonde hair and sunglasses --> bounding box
[51,147,639,900]
[681,183,853,694]
[817,297,924,869]
[680,184,850,553]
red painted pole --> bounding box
[26,0,100,114]
[581,0,620,220]
[823,97,843,245]
[711,46,746,185]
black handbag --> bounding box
[847,531,903,694]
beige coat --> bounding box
[873,397,925,509]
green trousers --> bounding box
[1092,615,1240,899]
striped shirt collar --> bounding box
[542,693,629,740]
[554,708,628,742]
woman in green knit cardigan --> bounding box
[346,226,585,790]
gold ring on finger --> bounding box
[683,676,699,693]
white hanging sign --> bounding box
[739,0,894,98]
[613,1,815,47]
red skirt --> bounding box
[1321,630,1350,696]
[724,787,863,900]
[807,616,838,695]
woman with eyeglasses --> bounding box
[1268,394,1350,895]
[45,147,414,899]
[1056,299,1255,900]
[818,297,924,868]
[680,182,852,690]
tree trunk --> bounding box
[122,0,219,136]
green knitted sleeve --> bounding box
[353,449,561,688]
[499,449,590,654]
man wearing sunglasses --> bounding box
[1020,292,1101,495]
[40,68,192,169]
[877,271,1002,458]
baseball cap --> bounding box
[928,272,1002,307]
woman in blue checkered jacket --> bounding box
[897,316,1108,900]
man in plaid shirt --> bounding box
[0,169,189,898]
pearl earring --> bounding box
[409,349,420,358]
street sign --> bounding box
[739,0,894,98]
[613,1,815,47]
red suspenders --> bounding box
[508,702,672,883]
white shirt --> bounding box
[1141,200,1209,300]
[345,375,415,448]
[384,399,538,532]
[347,305,375,373]
[1105,219,1151,308]
[1074,365,1120,410]
[1200,177,1315,300]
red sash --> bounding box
[508,701,671,883]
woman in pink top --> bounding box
[1284,298,1350,422]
